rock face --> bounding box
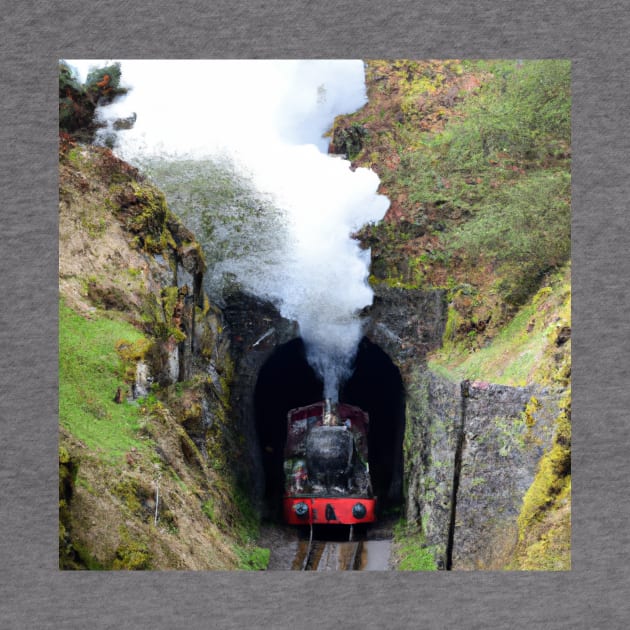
[365,285,447,362]
[398,370,562,569]
[366,287,563,569]
[452,383,536,568]
[404,369,460,564]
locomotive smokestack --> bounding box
[323,398,336,426]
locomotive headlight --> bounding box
[352,502,367,519]
[293,502,309,519]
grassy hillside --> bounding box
[60,295,267,570]
[59,301,147,461]
[429,263,571,388]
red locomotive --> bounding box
[283,400,376,526]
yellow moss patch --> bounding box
[115,337,152,383]
[508,390,571,570]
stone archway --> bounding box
[221,285,449,519]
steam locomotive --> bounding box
[282,400,376,526]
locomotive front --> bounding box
[283,400,376,526]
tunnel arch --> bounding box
[253,336,405,519]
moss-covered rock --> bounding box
[111,181,176,254]
[509,390,571,569]
[329,122,367,159]
[112,535,152,570]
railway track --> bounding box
[290,524,364,570]
[293,539,364,571]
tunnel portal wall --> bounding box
[222,287,434,518]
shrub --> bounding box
[234,545,270,570]
[447,170,570,306]
[444,60,571,165]
[112,540,151,570]
[59,61,129,138]
[85,62,128,105]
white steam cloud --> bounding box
[67,59,389,400]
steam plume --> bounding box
[67,59,389,399]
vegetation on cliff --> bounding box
[429,263,571,388]
[333,59,570,344]
[508,389,571,569]
[59,60,129,143]
[59,105,267,569]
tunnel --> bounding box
[254,336,406,520]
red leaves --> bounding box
[96,74,110,88]
[59,131,76,153]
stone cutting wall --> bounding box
[452,382,560,569]
[403,369,460,564]
[403,369,560,569]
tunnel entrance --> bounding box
[340,337,406,509]
[254,336,405,520]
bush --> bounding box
[234,545,270,570]
[444,60,571,165]
[59,61,95,134]
[112,540,151,570]
[59,60,129,138]
[447,170,570,306]
[389,60,571,206]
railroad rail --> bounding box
[293,540,363,570]
[292,525,364,570]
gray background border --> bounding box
[2,1,628,627]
